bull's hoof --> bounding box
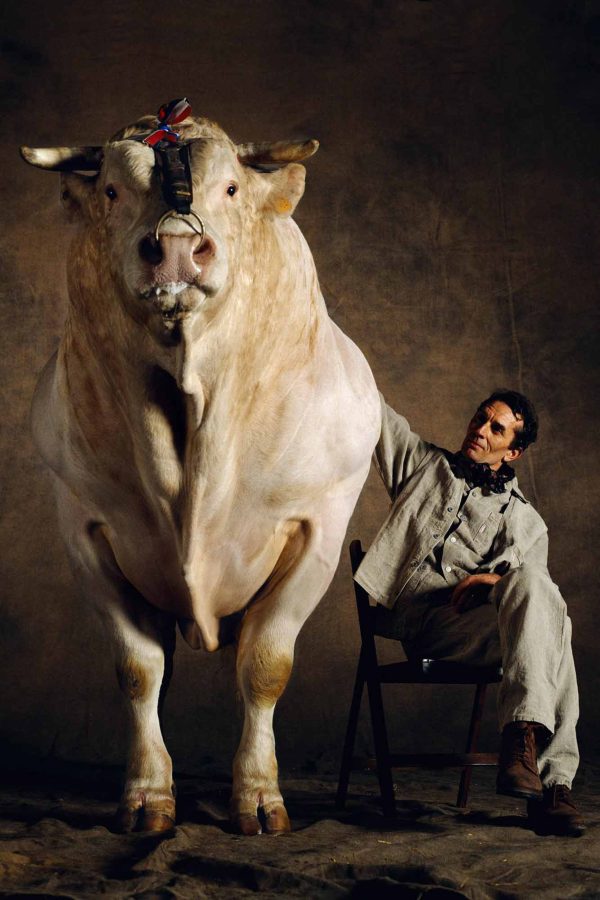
[231,804,292,836]
[114,806,140,833]
[232,813,263,835]
[139,810,176,833]
[114,798,176,834]
[263,804,291,834]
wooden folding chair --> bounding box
[336,540,502,815]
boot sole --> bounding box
[528,817,586,837]
[497,783,543,801]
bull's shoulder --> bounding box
[324,319,380,435]
[30,351,64,474]
[263,319,380,486]
[329,319,376,385]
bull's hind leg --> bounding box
[231,516,348,835]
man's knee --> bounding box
[493,562,565,615]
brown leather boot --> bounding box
[527,785,585,837]
[496,721,543,800]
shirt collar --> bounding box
[445,450,525,498]
[509,480,528,503]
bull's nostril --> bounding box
[139,234,163,265]
[193,237,214,258]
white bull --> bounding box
[21,111,380,834]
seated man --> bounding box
[355,390,583,836]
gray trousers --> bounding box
[375,562,580,788]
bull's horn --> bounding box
[237,138,319,167]
[19,146,103,172]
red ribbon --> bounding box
[143,98,192,146]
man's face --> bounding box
[460,400,523,470]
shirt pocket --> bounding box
[465,510,502,551]
[441,514,500,577]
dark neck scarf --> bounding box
[447,451,515,494]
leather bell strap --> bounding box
[155,143,194,215]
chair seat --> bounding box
[379,659,503,685]
[354,751,499,769]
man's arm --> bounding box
[375,393,430,501]
[451,573,502,612]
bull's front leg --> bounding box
[104,593,177,833]
[57,489,177,834]
[233,613,295,835]
[231,518,345,835]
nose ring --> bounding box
[154,210,205,244]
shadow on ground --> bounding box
[0,758,598,899]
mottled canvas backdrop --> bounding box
[1,1,599,773]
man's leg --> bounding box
[376,572,582,834]
[489,563,582,835]
[380,568,580,787]
[490,563,580,790]
[375,590,502,666]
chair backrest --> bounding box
[349,539,378,647]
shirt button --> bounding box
[447,506,454,512]
[432,533,439,539]
[445,565,453,572]
[450,536,457,543]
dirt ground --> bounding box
[1,759,598,899]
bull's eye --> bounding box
[105,185,118,201]
[226,183,238,197]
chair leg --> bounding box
[347,542,395,817]
[457,682,488,808]
[366,671,396,817]
[336,648,366,809]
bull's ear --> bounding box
[60,172,97,221]
[237,138,318,167]
[261,163,306,217]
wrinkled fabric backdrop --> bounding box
[1,0,599,776]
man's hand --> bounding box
[451,573,502,613]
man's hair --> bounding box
[479,389,538,451]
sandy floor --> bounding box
[1,760,599,899]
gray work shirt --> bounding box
[409,481,512,597]
[355,395,548,609]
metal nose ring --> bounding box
[154,210,205,244]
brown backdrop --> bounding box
[1,0,599,777]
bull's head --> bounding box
[20,110,319,343]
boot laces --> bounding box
[503,725,537,773]
[552,784,575,808]
[508,728,533,764]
